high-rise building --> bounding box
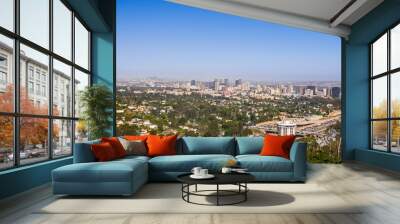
[241,81,250,91]
[235,79,242,87]
[190,80,196,86]
[293,86,306,95]
[213,79,220,91]
[331,87,341,98]
[306,85,316,95]
[224,78,229,86]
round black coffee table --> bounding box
[177,173,255,206]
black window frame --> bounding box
[370,21,400,154]
[0,0,92,171]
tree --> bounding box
[80,84,113,140]
[0,85,58,150]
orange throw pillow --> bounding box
[124,135,148,142]
[91,142,117,162]
[146,135,177,157]
[260,135,296,159]
[101,137,127,158]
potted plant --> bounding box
[79,84,114,140]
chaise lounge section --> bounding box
[52,137,307,196]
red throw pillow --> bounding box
[91,142,117,162]
[124,135,148,142]
[146,135,177,157]
[101,137,127,158]
[260,135,296,159]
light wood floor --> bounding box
[1,162,400,224]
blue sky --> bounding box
[117,0,341,82]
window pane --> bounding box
[75,18,89,70]
[75,120,88,143]
[53,59,72,117]
[53,119,72,157]
[0,0,14,31]
[20,0,49,49]
[20,44,49,115]
[0,34,14,112]
[74,69,89,118]
[372,33,387,76]
[372,77,387,119]
[20,117,49,165]
[53,0,72,60]
[391,72,400,118]
[391,120,400,153]
[372,121,388,151]
[0,116,13,170]
[392,24,400,70]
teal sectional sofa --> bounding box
[52,137,307,196]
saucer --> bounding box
[190,174,215,179]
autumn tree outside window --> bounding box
[0,0,91,170]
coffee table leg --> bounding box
[245,183,247,201]
[216,184,219,206]
[195,184,198,192]
[187,184,190,202]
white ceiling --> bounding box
[229,0,352,22]
[169,0,384,38]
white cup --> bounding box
[200,169,208,176]
[191,167,202,176]
[221,167,232,174]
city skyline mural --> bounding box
[116,0,342,163]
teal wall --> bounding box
[0,0,116,200]
[92,32,115,135]
[0,158,72,199]
[344,0,400,171]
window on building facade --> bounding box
[53,59,72,117]
[0,55,7,67]
[28,67,34,79]
[0,0,91,170]
[0,71,7,85]
[36,84,40,96]
[371,23,400,154]
[28,81,34,94]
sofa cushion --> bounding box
[124,135,148,141]
[91,142,118,161]
[260,135,296,159]
[181,137,235,155]
[236,137,264,155]
[53,159,147,183]
[149,154,235,172]
[236,155,293,172]
[119,138,147,156]
[101,137,127,158]
[147,135,177,157]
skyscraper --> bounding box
[224,78,229,86]
[235,79,242,87]
[213,79,220,91]
[331,87,341,98]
